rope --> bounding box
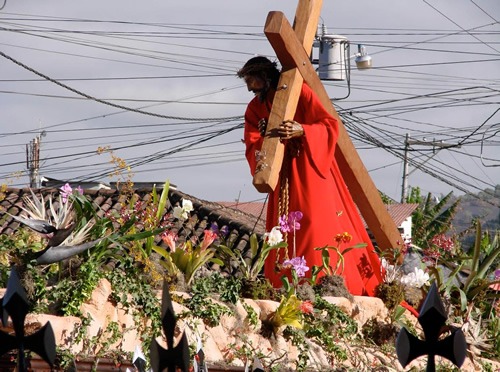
[277,145,291,263]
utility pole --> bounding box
[401,134,460,203]
[401,134,410,203]
[26,131,45,188]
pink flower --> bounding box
[60,183,73,203]
[59,183,83,203]
[430,234,454,252]
[201,229,217,250]
[161,231,178,252]
[75,186,84,196]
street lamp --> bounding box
[354,44,372,69]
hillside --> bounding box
[447,185,499,245]
[450,185,499,229]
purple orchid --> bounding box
[283,256,309,278]
[279,211,303,233]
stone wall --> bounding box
[1,279,499,371]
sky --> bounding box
[1,0,499,205]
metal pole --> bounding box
[401,133,410,203]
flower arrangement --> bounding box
[107,180,223,286]
[268,255,314,334]
[2,179,499,370]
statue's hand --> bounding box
[278,120,304,140]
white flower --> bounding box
[400,267,430,288]
[173,199,194,220]
[381,258,400,283]
[182,199,193,212]
[264,226,283,246]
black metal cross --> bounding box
[150,280,190,372]
[0,268,56,372]
[396,281,467,371]
[193,337,207,372]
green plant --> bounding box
[269,293,304,331]
[283,296,358,367]
[217,232,286,282]
[410,190,460,249]
[431,223,500,312]
[178,274,234,327]
[105,256,162,353]
[362,317,399,347]
[283,328,310,371]
[242,302,259,329]
[312,232,367,281]
[146,182,223,285]
[223,335,285,370]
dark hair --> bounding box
[237,56,280,89]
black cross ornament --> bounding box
[252,357,265,372]
[150,281,190,372]
[0,268,56,371]
[396,281,467,371]
[193,337,207,372]
[133,345,147,372]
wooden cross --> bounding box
[253,0,402,252]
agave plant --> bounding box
[4,186,107,264]
[430,222,500,312]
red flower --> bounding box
[300,300,314,314]
[334,232,352,244]
[161,231,178,252]
[201,229,217,250]
[341,232,352,243]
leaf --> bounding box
[156,180,170,221]
[249,233,259,259]
[470,222,482,273]
[476,238,500,280]
[393,305,406,323]
[122,227,165,241]
[321,248,331,275]
[151,245,170,259]
[458,288,468,312]
[210,257,224,266]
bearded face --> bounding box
[244,74,272,103]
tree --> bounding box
[409,188,460,249]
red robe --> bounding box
[243,83,382,296]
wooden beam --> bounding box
[252,0,323,193]
[264,11,402,251]
[292,0,323,50]
[252,68,303,193]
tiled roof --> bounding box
[0,186,266,255]
[219,200,419,229]
[383,203,419,227]
[217,201,267,223]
